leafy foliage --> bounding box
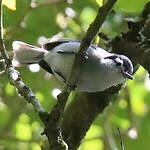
[0,0,150,150]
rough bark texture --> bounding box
[1,1,150,150]
[44,0,118,149]
[62,85,122,150]
[61,2,150,150]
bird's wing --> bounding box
[39,60,54,74]
[57,50,76,54]
[42,39,80,51]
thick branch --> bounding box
[68,0,117,87]
[62,86,121,150]
[62,2,150,150]
[45,0,118,149]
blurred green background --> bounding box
[0,0,150,149]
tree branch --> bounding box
[4,1,150,150]
[68,0,118,87]
[62,1,150,150]
[45,0,118,149]
[0,1,46,118]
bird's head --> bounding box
[104,54,134,80]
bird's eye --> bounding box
[116,62,122,66]
[114,58,123,66]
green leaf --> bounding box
[2,0,16,10]
[80,7,96,25]
[96,0,103,7]
[114,0,149,12]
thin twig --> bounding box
[0,59,5,69]
[0,2,46,115]
[104,122,119,150]
[117,128,125,150]
[6,0,66,33]
[103,100,119,150]
[0,4,9,64]
[124,87,135,127]
[98,32,112,41]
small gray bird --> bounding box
[12,40,134,92]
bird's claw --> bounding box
[67,84,77,90]
[81,52,88,63]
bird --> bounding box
[12,39,134,92]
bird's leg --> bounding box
[67,83,77,91]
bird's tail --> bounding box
[12,41,47,67]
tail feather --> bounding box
[12,41,47,67]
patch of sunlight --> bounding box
[144,73,150,91]
[127,66,146,87]
[135,66,145,76]
[0,101,10,127]
[111,116,130,130]
[19,113,30,123]
[0,100,6,109]
[128,82,148,116]
[16,122,32,141]
[31,121,42,134]
[130,83,146,100]
[17,142,29,150]
[31,143,41,150]
[65,7,76,18]
[68,20,81,34]
[131,99,148,116]
[36,92,44,102]
[96,0,103,7]
[52,88,61,99]
[29,64,40,72]
[56,13,68,29]
[5,83,15,96]
[118,99,127,109]
[127,127,138,139]
[80,7,96,25]
[85,124,103,139]
[78,139,103,150]
[32,121,40,130]
[2,0,16,10]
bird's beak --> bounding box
[122,71,134,80]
